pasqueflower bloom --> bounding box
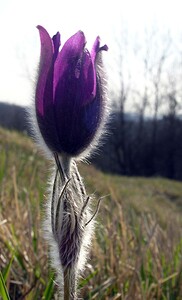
[36,25,108,156]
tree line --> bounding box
[92,110,182,180]
[1,100,182,180]
[93,28,182,180]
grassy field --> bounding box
[0,127,182,299]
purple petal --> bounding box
[52,32,61,62]
[52,51,102,155]
[36,25,54,116]
[53,31,86,99]
[36,26,61,152]
[91,36,108,63]
[75,49,95,104]
[52,77,102,155]
[90,37,108,97]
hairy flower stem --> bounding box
[64,268,76,300]
[49,153,101,299]
[54,152,71,181]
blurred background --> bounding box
[1,0,182,179]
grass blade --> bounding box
[42,274,54,300]
[0,270,11,300]
[3,256,14,283]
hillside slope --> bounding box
[0,127,182,299]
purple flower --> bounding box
[36,25,108,156]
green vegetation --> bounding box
[0,127,182,299]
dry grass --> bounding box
[0,127,182,299]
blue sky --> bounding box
[0,0,182,106]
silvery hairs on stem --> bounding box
[44,154,97,299]
[29,25,108,299]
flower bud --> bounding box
[35,26,108,157]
